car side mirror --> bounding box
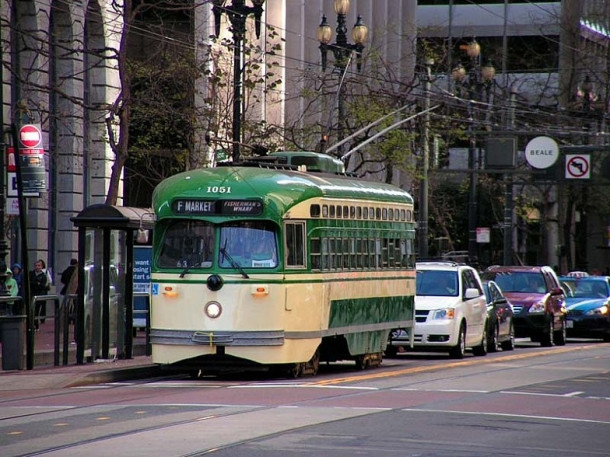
[464,287,480,300]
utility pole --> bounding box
[503,86,518,266]
[418,58,433,259]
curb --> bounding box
[65,364,164,388]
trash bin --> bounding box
[0,315,26,370]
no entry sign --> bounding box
[18,124,43,148]
[17,123,47,193]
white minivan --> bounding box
[388,261,488,358]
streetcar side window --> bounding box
[158,220,214,268]
[285,222,306,268]
[310,237,321,270]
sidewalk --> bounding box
[0,316,163,390]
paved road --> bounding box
[1,340,609,456]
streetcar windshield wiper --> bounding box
[220,246,249,279]
[179,260,201,278]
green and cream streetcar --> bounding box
[150,152,416,376]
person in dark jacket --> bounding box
[60,259,78,323]
[29,259,49,330]
[60,259,77,295]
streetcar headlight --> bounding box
[204,301,222,318]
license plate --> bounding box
[566,320,574,329]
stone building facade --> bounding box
[2,0,122,281]
[2,0,418,281]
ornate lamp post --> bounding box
[451,39,495,266]
[316,0,368,153]
[212,0,265,164]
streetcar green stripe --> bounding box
[328,295,414,328]
[151,276,414,285]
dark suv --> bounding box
[481,266,566,346]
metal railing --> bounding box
[2,292,151,370]
[31,294,61,368]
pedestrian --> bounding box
[11,263,23,297]
[0,269,17,315]
[60,259,77,296]
[41,259,54,291]
[5,268,19,315]
[60,259,78,323]
[29,259,49,330]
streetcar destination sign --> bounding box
[172,199,263,215]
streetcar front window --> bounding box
[219,221,278,268]
[158,220,214,268]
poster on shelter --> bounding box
[133,246,152,328]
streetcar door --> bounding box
[284,221,306,269]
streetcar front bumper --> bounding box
[150,328,285,346]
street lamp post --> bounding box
[212,0,265,164]
[418,58,433,259]
[575,75,595,270]
[317,0,368,154]
[503,86,518,266]
[0,47,6,299]
[451,39,495,266]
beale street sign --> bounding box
[524,136,559,169]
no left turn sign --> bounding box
[565,154,590,179]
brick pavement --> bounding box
[0,313,158,389]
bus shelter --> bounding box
[71,205,154,364]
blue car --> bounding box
[559,276,610,342]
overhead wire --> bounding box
[21,1,598,141]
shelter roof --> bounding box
[71,204,155,230]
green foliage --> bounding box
[127,53,193,171]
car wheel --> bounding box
[500,324,515,351]
[384,345,398,358]
[540,316,554,347]
[449,323,466,359]
[554,317,567,346]
[487,324,499,353]
[604,333,610,343]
